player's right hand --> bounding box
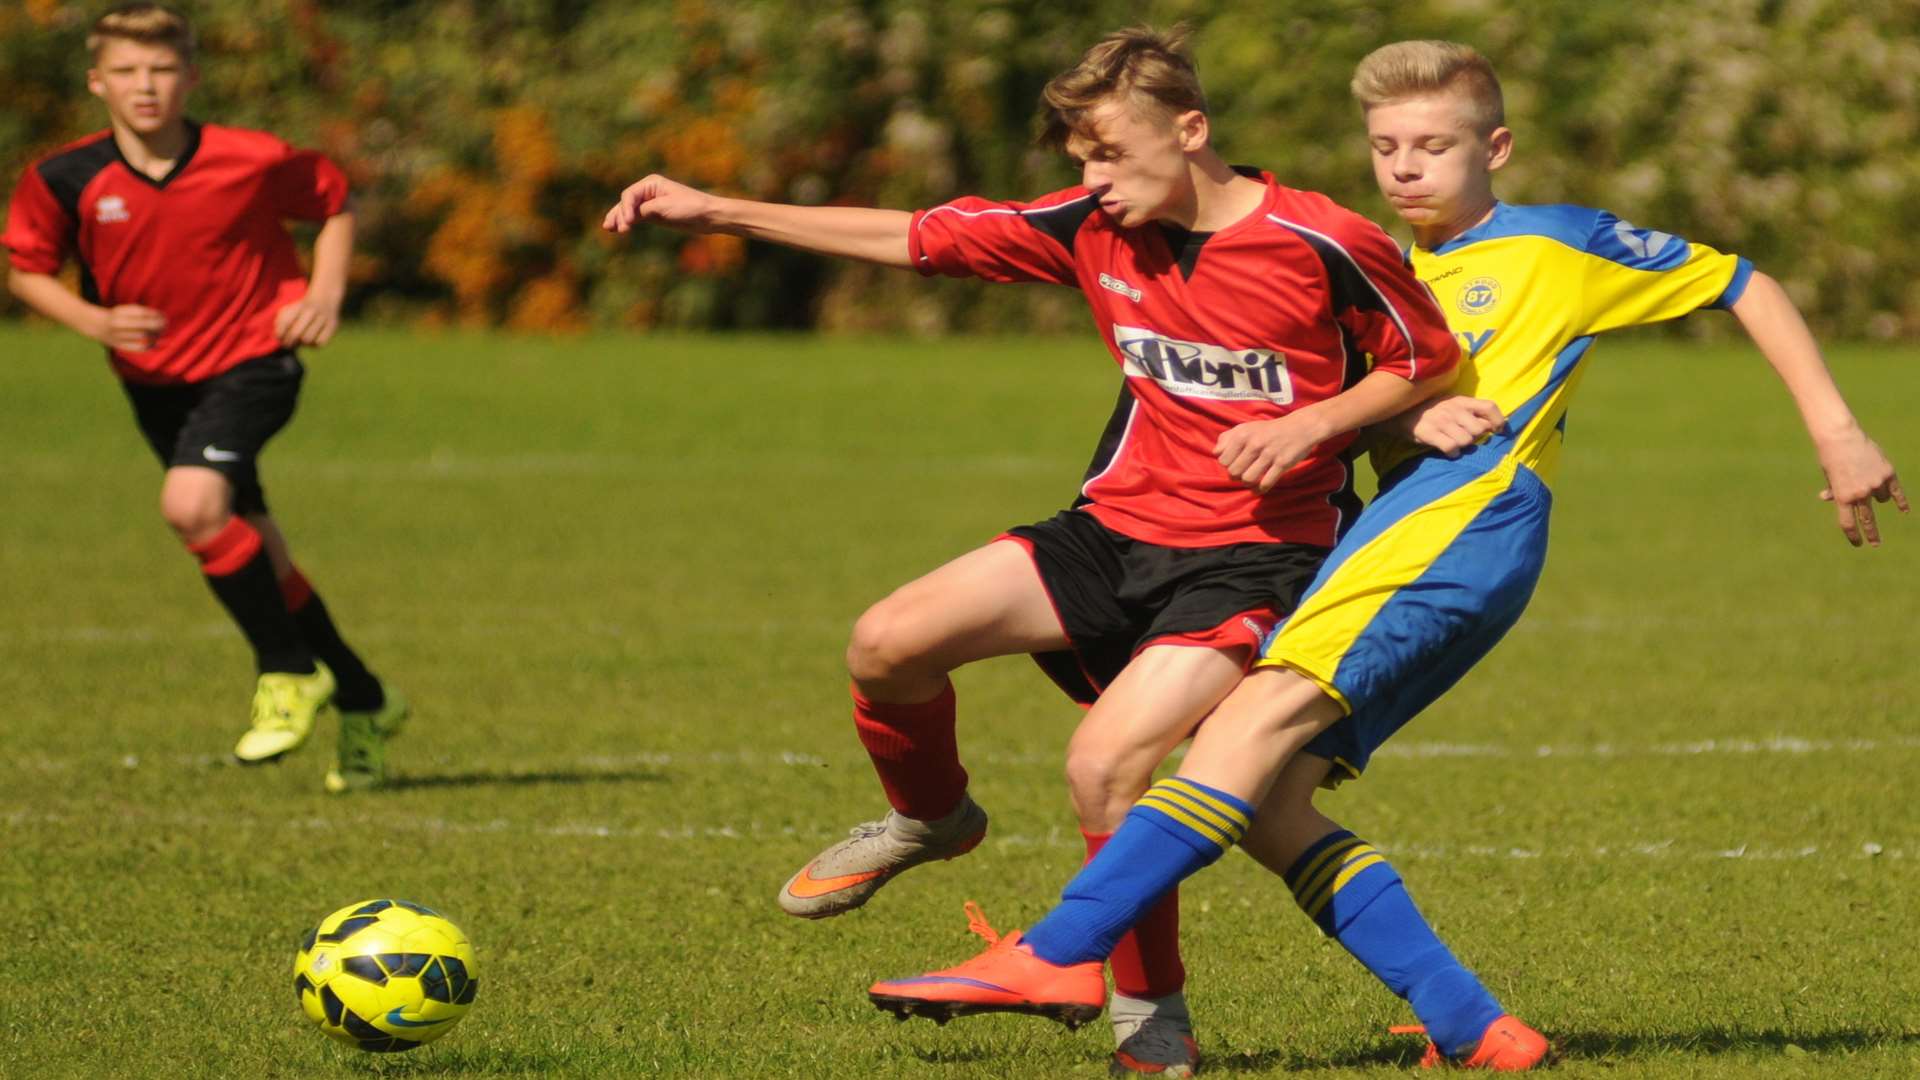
[95,304,165,352]
[602,174,722,234]
[1407,395,1506,456]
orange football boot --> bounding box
[1394,1015,1552,1070]
[869,902,1107,1030]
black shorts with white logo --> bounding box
[122,350,304,516]
[1002,508,1330,705]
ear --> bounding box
[1486,126,1514,172]
[1175,109,1209,153]
[86,67,105,99]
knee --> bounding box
[845,599,933,685]
[158,481,230,542]
[1063,741,1150,832]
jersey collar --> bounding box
[1423,200,1507,257]
[112,119,203,190]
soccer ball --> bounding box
[292,898,479,1052]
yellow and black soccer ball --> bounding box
[293,899,478,1052]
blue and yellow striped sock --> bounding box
[1024,777,1252,967]
[1286,830,1504,1057]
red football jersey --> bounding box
[2,122,349,385]
[910,171,1459,548]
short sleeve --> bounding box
[1580,210,1750,334]
[1314,214,1459,384]
[266,145,350,222]
[2,167,74,274]
[908,188,1095,286]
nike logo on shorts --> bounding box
[202,446,243,462]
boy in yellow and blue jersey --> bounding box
[868,39,1906,1071]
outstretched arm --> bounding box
[1731,270,1907,546]
[603,174,913,269]
[6,267,165,352]
[275,205,354,348]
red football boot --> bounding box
[869,902,1107,1030]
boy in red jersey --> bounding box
[606,26,1460,1075]
[2,4,405,793]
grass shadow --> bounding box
[1211,1026,1920,1073]
[379,768,667,791]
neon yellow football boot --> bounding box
[324,683,409,794]
[234,662,335,763]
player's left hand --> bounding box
[275,295,342,347]
[1216,413,1330,494]
[1817,434,1907,547]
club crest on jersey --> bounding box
[95,195,130,224]
[1112,325,1294,404]
[1457,276,1499,316]
[1098,273,1142,302]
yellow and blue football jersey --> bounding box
[1259,202,1750,782]
[1374,202,1751,485]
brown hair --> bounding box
[1351,40,1504,135]
[1040,24,1207,150]
[87,3,196,63]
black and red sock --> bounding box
[188,517,313,675]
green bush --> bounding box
[4,0,1916,336]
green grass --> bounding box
[2,323,1916,1078]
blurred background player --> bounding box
[605,25,1462,1076]
[869,38,1904,1071]
[1,3,408,792]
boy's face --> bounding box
[88,39,197,137]
[1065,99,1206,229]
[1364,92,1509,229]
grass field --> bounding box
[2,323,1916,1078]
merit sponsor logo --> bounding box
[95,195,130,224]
[1111,325,1294,404]
[1457,276,1500,316]
[1098,273,1142,302]
[202,445,243,462]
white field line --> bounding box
[0,805,1907,863]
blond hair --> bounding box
[87,3,196,63]
[1351,40,1504,135]
[1040,25,1208,150]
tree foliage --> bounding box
[4,0,1917,336]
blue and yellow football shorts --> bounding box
[1254,444,1552,783]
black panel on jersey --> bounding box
[35,136,120,219]
[1019,194,1099,257]
[1156,224,1213,279]
[1071,379,1138,508]
[1271,219,1409,358]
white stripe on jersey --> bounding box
[1265,214,1420,376]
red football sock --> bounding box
[851,680,967,821]
[1085,828,1187,998]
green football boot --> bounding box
[324,684,409,794]
[233,662,335,764]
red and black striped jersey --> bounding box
[2,121,349,385]
[910,170,1459,549]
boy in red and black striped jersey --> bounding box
[607,26,1460,1074]
[2,4,404,793]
